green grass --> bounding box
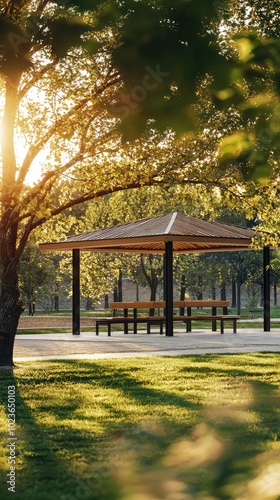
[0,354,279,499]
[17,328,95,334]
[17,321,280,335]
[21,305,280,318]
[18,306,280,335]
[21,310,111,317]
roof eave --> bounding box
[39,235,253,252]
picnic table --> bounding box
[95,300,239,335]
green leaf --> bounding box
[53,0,105,12]
[48,18,93,58]
[246,163,274,184]
[83,38,102,55]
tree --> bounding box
[79,185,221,303]
[59,251,120,307]
[174,253,231,303]
[0,1,193,366]
[112,0,280,240]
[18,243,57,314]
[0,0,279,367]
[111,0,280,182]
[270,252,280,306]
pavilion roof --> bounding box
[39,212,256,254]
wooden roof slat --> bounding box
[39,212,256,253]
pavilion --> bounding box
[39,212,271,335]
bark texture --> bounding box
[0,265,24,366]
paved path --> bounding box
[14,328,280,361]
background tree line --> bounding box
[1,0,280,364]
[21,187,280,314]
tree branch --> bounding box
[12,214,35,266]
[16,97,90,187]
[140,254,151,287]
[16,71,121,188]
[18,151,85,209]
[18,59,59,100]
[35,0,51,17]
[28,177,163,232]
[2,0,29,17]
[1,74,21,209]
[19,173,256,231]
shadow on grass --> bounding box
[0,359,204,500]
[0,354,279,500]
[46,356,280,498]
[0,369,111,500]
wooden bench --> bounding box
[182,315,240,334]
[96,316,164,336]
[95,314,240,336]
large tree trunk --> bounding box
[149,280,158,301]
[236,273,241,315]
[231,277,237,308]
[0,265,24,367]
[220,282,227,301]
[149,280,158,316]
[180,275,186,315]
[0,67,25,367]
[104,293,109,309]
[117,270,123,302]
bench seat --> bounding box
[96,316,165,336]
[95,314,240,336]
[182,315,240,334]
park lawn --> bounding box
[20,305,280,318]
[21,310,111,317]
[17,306,280,334]
[17,321,280,334]
[17,328,94,334]
[0,354,279,500]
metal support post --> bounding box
[73,249,80,335]
[263,246,270,332]
[165,241,174,336]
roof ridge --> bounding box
[164,212,178,234]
